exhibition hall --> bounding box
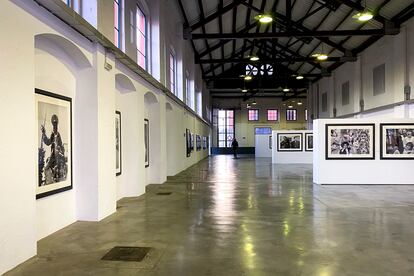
[1,0,414,275]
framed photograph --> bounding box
[326,124,375,160]
[277,133,303,151]
[144,119,149,167]
[305,133,313,152]
[115,111,122,176]
[269,135,272,149]
[35,89,72,199]
[191,133,195,151]
[202,136,207,149]
[380,124,414,159]
[196,135,201,151]
[186,129,191,157]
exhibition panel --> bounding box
[272,130,313,164]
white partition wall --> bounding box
[314,119,414,185]
[272,130,313,164]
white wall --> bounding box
[311,17,414,120]
[0,0,212,274]
[314,119,414,185]
[272,130,313,164]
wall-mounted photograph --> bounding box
[305,133,313,152]
[380,123,414,159]
[186,129,191,157]
[191,133,195,151]
[35,89,72,199]
[115,111,121,176]
[277,133,303,151]
[144,119,149,167]
[326,124,375,159]
[203,136,207,149]
[196,135,201,150]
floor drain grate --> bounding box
[101,246,151,262]
[156,192,172,195]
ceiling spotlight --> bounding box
[255,14,273,23]
[241,89,248,93]
[252,100,257,105]
[288,105,293,108]
[298,102,303,105]
[244,75,253,81]
[312,53,328,61]
[353,11,373,22]
[283,88,290,92]
[247,104,251,108]
[296,75,304,80]
[249,55,260,61]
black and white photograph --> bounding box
[191,133,195,151]
[35,89,72,199]
[305,133,313,152]
[269,136,272,149]
[186,129,191,157]
[381,124,414,159]
[277,133,303,151]
[115,111,122,176]
[326,124,375,159]
[196,135,201,150]
[203,136,207,150]
[144,119,149,167]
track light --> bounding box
[249,55,260,61]
[255,14,273,23]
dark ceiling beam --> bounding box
[393,2,414,25]
[196,56,356,64]
[176,0,205,76]
[204,73,321,80]
[324,0,387,25]
[212,95,307,99]
[196,0,216,76]
[240,1,347,52]
[189,28,399,39]
[188,0,245,31]
[197,21,258,58]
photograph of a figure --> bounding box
[115,111,121,175]
[305,133,313,151]
[381,124,414,159]
[277,133,303,151]
[36,89,72,199]
[326,124,374,159]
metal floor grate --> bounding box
[156,192,172,195]
[101,246,151,262]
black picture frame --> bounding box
[305,133,313,152]
[277,133,303,151]
[202,136,207,150]
[191,133,195,151]
[186,129,191,157]
[325,123,375,160]
[115,111,122,176]
[380,123,414,159]
[35,88,73,199]
[196,135,201,151]
[144,119,149,167]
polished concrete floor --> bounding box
[7,155,414,275]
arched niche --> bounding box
[115,73,136,94]
[166,102,173,111]
[35,33,92,72]
[34,32,98,235]
[143,91,162,184]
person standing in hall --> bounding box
[231,138,239,159]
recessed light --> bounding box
[255,14,273,23]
